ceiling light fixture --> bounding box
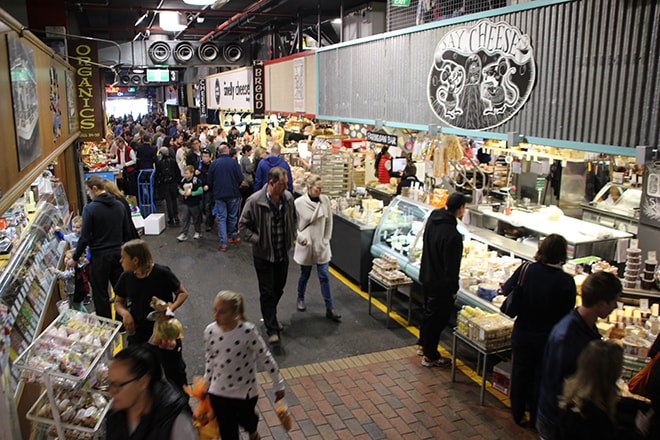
[332,18,342,24]
[159,11,187,32]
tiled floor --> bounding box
[142,215,536,439]
[255,347,537,440]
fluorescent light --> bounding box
[159,11,187,32]
[182,0,215,5]
[332,18,342,24]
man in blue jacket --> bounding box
[207,144,245,251]
[536,271,621,439]
[253,144,293,193]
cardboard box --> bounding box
[491,361,512,396]
[144,213,166,235]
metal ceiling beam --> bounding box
[199,0,274,42]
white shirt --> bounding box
[204,320,284,399]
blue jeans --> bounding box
[297,262,333,309]
[215,198,239,246]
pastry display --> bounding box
[30,387,110,436]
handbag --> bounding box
[628,350,660,397]
[500,262,530,318]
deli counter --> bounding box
[369,196,636,315]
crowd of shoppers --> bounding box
[75,114,659,438]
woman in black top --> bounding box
[501,233,576,426]
[106,344,195,440]
[114,239,189,390]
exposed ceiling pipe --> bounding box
[199,0,273,42]
[81,5,292,18]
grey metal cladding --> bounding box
[317,0,660,148]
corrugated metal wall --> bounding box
[318,0,660,148]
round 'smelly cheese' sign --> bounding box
[428,20,535,130]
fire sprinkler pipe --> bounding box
[199,0,273,42]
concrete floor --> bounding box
[140,219,418,378]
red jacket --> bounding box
[377,155,391,184]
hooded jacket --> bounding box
[293,193,332,266]
[73,192,132,261]
[418,208,463,295]
[106,380,192,440]
[254,155,293,193]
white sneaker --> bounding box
[177,233,187,241]
[193,232,200,239]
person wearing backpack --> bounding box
[155,147,180,226]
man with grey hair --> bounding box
[253,144,293,193]
[239,167,296,344]
[207,144,244,250]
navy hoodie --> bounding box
[253,154,293,193]
[73,192,131,260]
[418,208,463,295]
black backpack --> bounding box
[159,157,179,184]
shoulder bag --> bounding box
[500,262,530,318]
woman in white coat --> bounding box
[294,174,341,321]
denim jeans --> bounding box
[215,198,240,246]
[297,262,333,309]
[180,203,201,235]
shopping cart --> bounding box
[137,169,156,217]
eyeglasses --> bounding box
[107,376,141,392]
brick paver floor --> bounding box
[253,347,538,440]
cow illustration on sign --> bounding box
[428,20,535,130]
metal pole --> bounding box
[317,0,321,47]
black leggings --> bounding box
[209,394,259,440]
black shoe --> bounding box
[326,309,341,322]
[168,220,175,226]
[174,218,180,225]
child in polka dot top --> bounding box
[204,290,285,440]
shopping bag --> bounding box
[628,350,660,397]
[276,402,293,432]
[183,376,220,439]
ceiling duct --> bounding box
[148,41,171,64]
[223,43,243,63]
[198,42,220,63]
[173,42,195,63]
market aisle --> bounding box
[141,212,531,439]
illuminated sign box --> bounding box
[146,68,169,82]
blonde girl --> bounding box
[204,290,285,440]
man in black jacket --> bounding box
[418,192,468,367]
[69,175,133,318]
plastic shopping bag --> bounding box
[183,376,220,440]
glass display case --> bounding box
[370,196,432,276]
[582,182,641,234]
[371,197,533,314]
[0,200,67,388]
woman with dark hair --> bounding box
[114,239,189,392]
[106,344,195,440]
[240,144,254,213]
[396,164,423,195]
[501,233,577,427]
[374,146,392,184]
